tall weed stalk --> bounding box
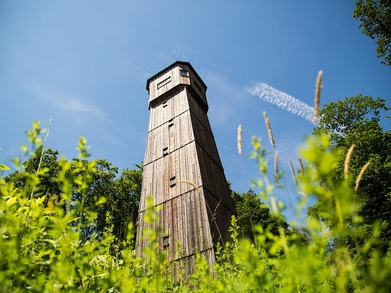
[0,121,390,292]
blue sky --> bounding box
[1,1,390,218]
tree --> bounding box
[313,95,391,249]
[112,165,142,242]
[5,148,62,201]
[231,189,286,242]
[4,149,142,243]
[354,0,391,66]
[71,158,119,240]
[230,187,308,246]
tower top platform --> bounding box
[146,61,207,91]
[146,61,208,111]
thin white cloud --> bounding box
[203,70,248,126]
[148,42,194,69]
[204,61,227,73]
[59,99,105,117]
[133,66,151,81]
[209,104,234,125]
[27,83,107,120]
[171,42,193,60]
[246,82,317,125]
[122,60,151,81]
[25,82,127,147]
[0,0,19,7]
[150,48,175,65]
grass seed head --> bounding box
[274,151,279,185]
[355,161,370,191]
[313,70,323,123]
[298,157,304,175]
[289,159,298,185]
[263,111,275,147]
[344,144,355,180]
[237,124,242,154]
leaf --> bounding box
[33,120,40,131]
[0,197,7,210]
[96,197,107,205]
[6,196,17,207]
[0,163,10,171]
[36,196,47,205]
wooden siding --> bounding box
[190,111,223,169]
[137,61,235,274]
[187,68,207,109]
[140,141,202,211]
[170,248,215,276]
[187,90,213,130]
[195,143,235,213]
[136,190,214,261]
[148,64,208,110]
[148,88,189,131]
[148,65,191,105]
[144,110,195,165]
[203,189,234,246]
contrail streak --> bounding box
[246,82,317,124]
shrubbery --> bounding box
[1,121,390,292]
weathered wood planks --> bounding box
[136,61,235,276]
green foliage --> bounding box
[1,120,390,291]
[4,150,142,244]
[113,166,143,243]
[354,0,391,66]
[0,127,127,291]
[231,188,300,244]
[313,95,391,252]
[313,95,389,143]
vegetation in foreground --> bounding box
[1,94,390,292]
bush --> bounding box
[1,122,390,292]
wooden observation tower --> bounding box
[136,61,235,274]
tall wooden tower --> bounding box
[136,61,235,274]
